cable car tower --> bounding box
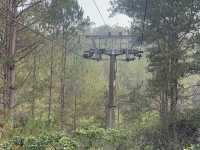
[83,32,143,129]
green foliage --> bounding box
[111,1,200,149]
[191,145,200,150]
[1,0,200,149]
[0,127,129,150]
[75,127,129,149]
[0,134,78,150]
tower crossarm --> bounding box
[86,34,137,40]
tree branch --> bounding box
[15,43,41,63]
[17,0,43,18]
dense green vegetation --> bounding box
[0,127,129,150]
[0,0,200,149]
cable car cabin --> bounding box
[92,48,102,61]
[83,50,93,58]
[83,49,102,61]
[123,49,143,61]
[132,50,143,58]
[125,54,135,61]
[137,53,142,59]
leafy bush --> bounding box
[0,134,78,150]
[75,126,129,149]
[0,127,129,150]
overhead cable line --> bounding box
[92,0,107,26]
[140,0,148,46]
[0,8,121,62]
[0,8,83,58]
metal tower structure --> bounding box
[83,32,143,128]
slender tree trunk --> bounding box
[60,52,65,130]
[160,88,170,149]
[3,0,17,120]
[48,40,54,123]
[73,95,77,131]
[117,105,120,128]
[31,53,37,119]
[60,33,67,130]
[169,44,179,149]
[160,90,165,121]
[158,42,171,149]
[0,66,4,112]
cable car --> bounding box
[83,49,102,61]
[124,49,135,61]
[91,48,102,61]
[83,50,93,59]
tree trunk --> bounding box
[160,90,168,123]
[3,0,17,120]
[60,33,67,130]
[48,40,54,123]
[169,46,179,150]
[73,95,77,131]
[31,52,37,119]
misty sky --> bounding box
[78,0,131,27]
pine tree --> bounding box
[111,0,200,149]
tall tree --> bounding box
[3,0,17,118]
[48,40,54,124]
[44,0,88,130]
[0,0,46,121]
[111,0,200,149]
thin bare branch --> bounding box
[17,0,43,18]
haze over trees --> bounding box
[0,0,200,149]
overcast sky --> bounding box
[78,0,131,27]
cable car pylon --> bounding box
[83,32,143,129]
